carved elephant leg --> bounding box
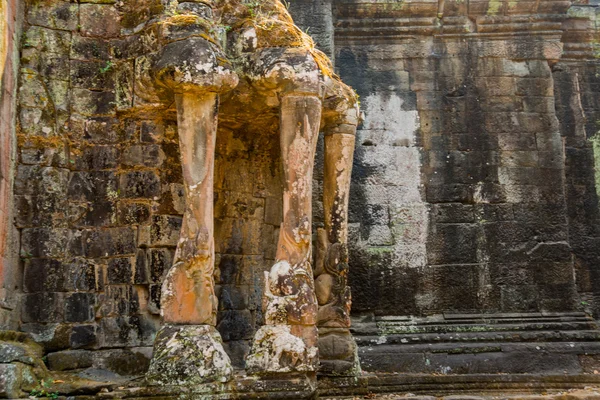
[145,25,238,384]
[323,129,355,245]
[246,94,322,375]
[315,103,361,376]
[274,94,322,367]
[163,93,219,326]
[146,95,233,385]
[277,95,322,266]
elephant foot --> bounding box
[146,325,233,385]
[246,260,318,375]
[318,327,360,377]
[246,325,318,374]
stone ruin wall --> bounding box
[556,1,600,319]
[9,0,296,371]
[291,0,600,317]
[0,0,599,374]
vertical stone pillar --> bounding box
[161,93,219,326]
[0,0,20,330]
[315,107,360,376]
[0,0,8,310]
[246,95,321,375]
[0,0,6,78]
[556,2,600,317]
[146,92,233,385]
[145,3,239,379]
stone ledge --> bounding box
[323,388,600,400]
[335,15,567,37]
[96,372,317,399]
[352,312,598,337]
[333,1,571,39]
[23,373,600,399]
[350,313,600,375]
[318,374,600,398]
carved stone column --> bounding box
[146,31,238,384]
[163,93,219,326]
[146,91,234,385]
[315,105,360,376]
[246,95,322,375]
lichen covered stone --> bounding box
[246,325,317,374]
[146,325,233,385]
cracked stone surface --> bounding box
[146,325,233,385]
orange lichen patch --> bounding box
[253,18,335,78]
[161,14,221,45]
[119,0,164,29]
[163,14,202,26]
[199,32,220,46]
[116,104,176,121]
[327,77,360,107]
[218,0,337,78]
[17,133,65,149]
[163,122,179,144]
[162,258,217,325]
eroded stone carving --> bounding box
[146,325,233,385]
[315,105,360,376]
[142,0,359,384]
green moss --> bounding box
[30,379,58,399]
[366,246,394,256]
[487,0,502,15]
[387,1,406,12]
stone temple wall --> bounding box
[12,0,292,371]
[14,2,165,372]
[339,2,579,316]
[3,0,600,375]
[555,2,600,318]
[292,0,600,318]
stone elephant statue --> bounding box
[139,0,360,384]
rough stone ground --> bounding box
[6,365,600,399]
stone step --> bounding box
[356,340,600,354]
[318,374,600,398]
[352,320,599,336]
[322,391,600,400]
[354,330,600,345]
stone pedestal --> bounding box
[247,325,318,374]
[315,106,360,377]
[146,325,232,386]
[246,95,323,376]
[318,328,360,376]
